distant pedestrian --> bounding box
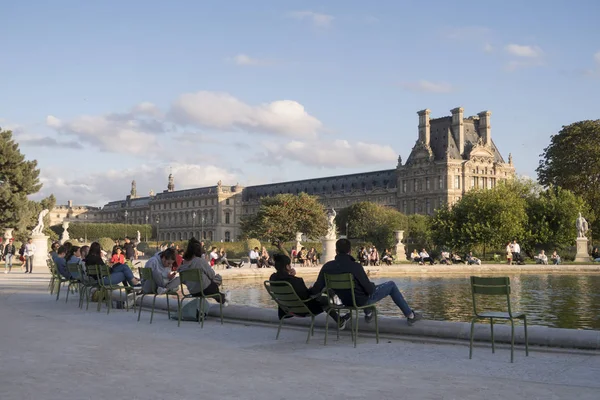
[3,239,16,274]
[24,238,36,273]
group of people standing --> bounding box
[2,238,36,274]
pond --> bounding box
[223,273,600,330]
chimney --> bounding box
[68,200,73,208]
[417,109,431,145]
[478,110,491,146]
[451,107,464,155]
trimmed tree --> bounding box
[240,193,328,255]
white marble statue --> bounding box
[326,208,337,240]
[61,221,70,242]
[137,230,141,243]
[31,209,49,235]
[576,213,589,238]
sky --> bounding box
[1,0,599,207]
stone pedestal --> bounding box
[394,230,406,260]
[320,238,336,264]
[574,237,590,262]
[31,234,49,269]
[3,228,14,242]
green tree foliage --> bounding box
[537,120,600,232]
[240,193,327,254]
[335,202,408,250]
[0,129,43,238]
[97,237,116,253]
[49,223,154,241]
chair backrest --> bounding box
[264,280,312,316]
[323,273,358,308]
[470,276,513,316]
[66,263,81,280]
[179,269,205,296]
[85,265,101,280]
[139,267,156,293]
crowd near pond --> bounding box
[225,273,600,330]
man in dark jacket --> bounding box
[123,237,136,261]
[311,238,423,326]
[3,239,16,274]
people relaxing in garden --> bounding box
[551,251,561,265]
[85,242,140,287]
[410,249,421,264]
[465,251,481,265]
[269,253,350,329]
[178,238,231,305]
[381,249,393,265]
[110,247,125,265]
[310,239,423,326]
[419,249,434,265]
[141,248,179,294]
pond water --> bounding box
[223,273,600,330]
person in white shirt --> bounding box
[249,247,259,266]
[419,249,434,265]
[536,250,548,265]
[24,238,36,274]
[512,240,522,264]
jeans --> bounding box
[103,263,136,285]
[25,255,34,273]
[5,254,13,271]
[366,281,412,317]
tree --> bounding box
[0,129,43,238]
[335,201,408,250]
[240,193,328,254]
[537,120,600,233]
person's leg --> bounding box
[28,255,34,273]
[367,281,413,317]
[199,281,226,304]
[109,264,137,285]
[7,254,12,272]
[165,277,180,290]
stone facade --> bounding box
[49,200,102,226]
[52,107,514,241]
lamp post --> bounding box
[156,218,160,251]
[201,215,205,240]
[124,210,128,239]
[145,215,148,242]
[193,211,197,237]
[84,214,88,243]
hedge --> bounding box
[50,223,155,241]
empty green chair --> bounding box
[179,269,224,328]
[324,273,379,347]
[469,276,529,363]
[137,267,180,324]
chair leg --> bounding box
[276,316,285,340]
[150,295,157,323]
[324,309,331,346]
[66,283,71,303]
[175,294,180,327]
[469,318,476,359]
[55,280,61,301]
[200,297,206,328]
[354,310,360,348]
[523,316,529,356]
[510,319,515,363]
[137,294,146,321]
[306,316,315,344]
[490,318,495,353]
[219,296,223,325]
[374,308,379,344]
[166,294,171,319]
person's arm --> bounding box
[291,277,311,300]
[352,263,375,295]
[199,258,216,281]
[309,268,326,295]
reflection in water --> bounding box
[223,273,600,330]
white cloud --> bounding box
[33,163,240,207]
[259,139,397,168]
[483,43,494,53]
[288,11,334,28]
[46,102,169,155]
[170,91,323,138]
[399,80,455,93]
[232,54,272,66]
[505,44,543,58]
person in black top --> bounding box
[311,238,423,326]
[3,239,16,274]
[84,242,140,286]
[269,254,349,329]
[123,237,136,261]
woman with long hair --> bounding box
[84,241,140,286]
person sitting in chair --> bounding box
[269,254,349,329]
[381,249,393,266]
[465,251,482,265]
[410,249,421,264]
[535,250,548,265]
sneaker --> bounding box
[223,290,231,307]
[364,309,374,324]
[157,287,168,295]
[407,312,423,326]
[338,313,351,330]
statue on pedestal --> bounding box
[136,230,141,243]
[60,221,70,243]
[576,213,589,238]
[574,213,591,262]
[32,209,49,235]
[325,208,337,240]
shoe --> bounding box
[223,290,231,307]
[407,312,423,326]
[338,313,351,330]
[157,287,168,295]
[364,310,374,324]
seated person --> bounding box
[451,252,462,264]
[269,254,349,328]
[54,246,69,279]
[84,242,140,286]
[306,247,318,267]
[249,247,260,266]
[209,247,220,267]
[311,239,423,326]
[65,246,82,265]
[179,238,230,305]
[592,247,600,262]
[369,247,379,266]
[381,249,393,266]
[535,250,548,265]
[110,247,125,265]
[551,251,561,265]
[297,247,307,265]
[465,251,482,265]
[419,249,434,265]
[440,251,451,265]
[410,249,421,264]
[258,246,271,268]
[142,248,180,294]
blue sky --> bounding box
[1,0,599,206]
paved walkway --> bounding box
[1,274,599,399]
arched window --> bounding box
[224,231,231,242]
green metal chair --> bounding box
[137,267,180,324]
[469,276,529,363]
[49,261,69,301]
[81,264,102,311]
[179,269,224,328]
[97,265,138,314]
[65,262,83,304]
[264,280,328,344]
[324,273,379,348]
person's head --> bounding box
[89,242,102,258]
[115,247,122,254]
[220,247,225,252]
[178,249,184,255]
[51,242,59,251]
[9,238,14,244]
[57,246,67,258]
[66,246,81,262]
[553,250,557,255]
[28,238,33,244]
[540,250,545,254]
[273,253,292,274]
[160,248,177,269]
[183,237,204,261]
[63,242,73,254]
[211,247,217,252]
[125,237,130,243]
[513,239,517,243]
[469,251,473,255]
[335,238,352,255]
[80,245,90,260]
[254,247,259,251]
[115,239,121,245]
[421,248,426,252]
